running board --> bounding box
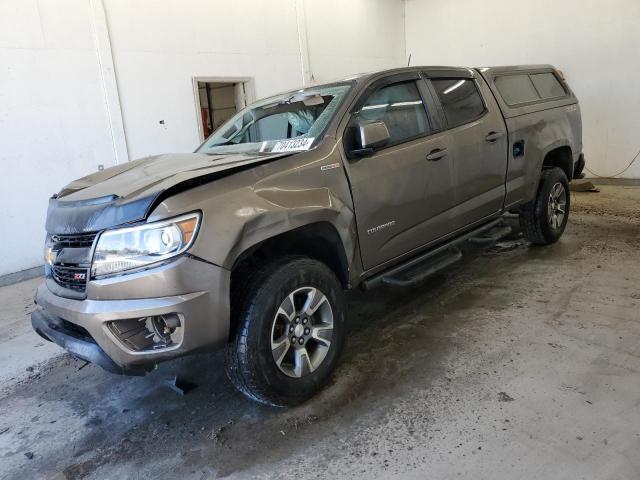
[467,224,512,244]
[361,218,505,291]
[380,247,463,287]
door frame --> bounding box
[337,72,453,270]
[191,76,256,142]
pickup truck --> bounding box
[32,65,584,406]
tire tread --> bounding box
[226,255,341,406]
[519,167,569,245]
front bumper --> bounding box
[32,255,230,373]
[31,308,145,375]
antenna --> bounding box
[407,54,412,66]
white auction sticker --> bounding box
[271,138,315,153]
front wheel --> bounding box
[226,256,346,406]
[519,167,570,245]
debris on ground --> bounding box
[498,392,515,402]
[165,376,198,396]
[77,361,91,371]
[486,240,525,254]
[208,420,233,445]
[24,452,34,460]
[285,414,320,431]
[570,180,600,192]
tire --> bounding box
[519,167,570,245]
[226,256,346,406]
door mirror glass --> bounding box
[352,121,390,156]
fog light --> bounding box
[145,314,181,345]
[107,313,183,352]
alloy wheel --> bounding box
[547,182,567,230]
[270,286,333,378]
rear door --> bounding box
[478,66,580,207]
[341,73,457,270]
[426,73,508,230]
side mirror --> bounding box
[351,121,390,157]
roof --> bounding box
[340,66,476,84]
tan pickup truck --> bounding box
[32,65,584,405]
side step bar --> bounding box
[467,224,512,244]
[380,247,463,287]
[361,218,509,290]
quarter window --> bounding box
[431,79,485,127]
[530,73,566,99]
[495,72,567,106]
[494,74,540,106]
[355,81,430,145]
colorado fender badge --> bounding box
[367,220,396,235]
[320,162,341,171]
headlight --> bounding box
[44,235,54,266]
[92,212,201,277]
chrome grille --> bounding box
[48,232,98,293]
[50,232,98,248]
[51,265,90,292]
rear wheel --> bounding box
[226,256,345,406]
[519,167,570,245]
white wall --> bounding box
[0,0,119,276]
[405,0,640,179]
[102,0,406,159]
[303,0,406,82]
[0,0,406,276]
[102,0,306,159]
[3,0,639,277]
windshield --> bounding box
[197,83,352,155]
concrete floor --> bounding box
[1,185,639,480]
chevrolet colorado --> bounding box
[32,65,584,406]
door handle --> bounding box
[485,131,505,143]
[426,148,448,161]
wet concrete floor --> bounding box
[1,185,639,479]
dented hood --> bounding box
[46,152,287,234]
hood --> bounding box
[46,152,288,234]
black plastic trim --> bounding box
[574,153,585,179]
[45,277,87,300]
[31,309,148,376]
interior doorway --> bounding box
[193,77,254,142]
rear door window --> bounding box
[530,73,566,99]
[494,74,540,106]
[431,79,485,127]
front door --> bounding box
[342,75,457,270]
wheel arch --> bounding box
[228,222,352,340]
[230,222,351,287]
[542,144,573,181]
